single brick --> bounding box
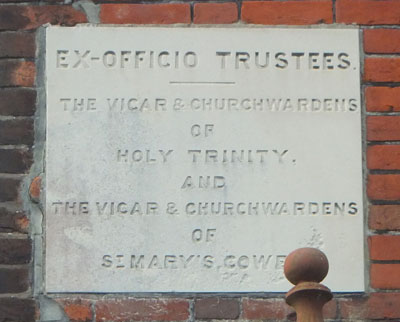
[367,116,400,141]
[0,298,36,322]
[194,3,238,24]
[0,238,31,264]
[368,174,400,201]
[366,87,400,112]
[242,1,333,25]
[0,207,29,233]
[0,267,29,293]
[369,205,400,231]
[0,32,35,58]
[195,298,240,320]
[367,145,400,170]
[369,235,400,260]
[337,0,400,24]
[100,4,190,24]
[0,119,34,145]
[364,29,400,54]
[340,294,400,319]
[242,298,294,320]
[0,149,32,173]
[55,299,92,322]
[0,88,36,116]
[371,264,400,289]
[0,60,35,87]
[0,5,87,31]
[0,178,21,202]
[95,299,189,322]
[364,57,400,83]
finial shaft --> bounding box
[284,248,333,322]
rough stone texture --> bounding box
[364,57,400,82]
[0,5,87,31]
[0,119,34,145]
[369,205,400,231]
[337,0,400,25]
[0,298,36,322]
[0,267,29,293]
[55,298,93,322]
[368,174,400,201]
[0,32,35,57]
[366,86,400,112]
[0,149,32,173]
[367,145,400,170]
[242,1,333,25]
[367,116,400,141]
[45,26,363,293]
[195,298,240,320]
[0,60,35,87]
[364,29,400,53]
[369,235,400,260]
[95,299,189,322]
[0,178,21,202]
[100,4,190,24]
[193,3,238,24]
[0,238,31,264]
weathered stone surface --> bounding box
[45,27,363,292]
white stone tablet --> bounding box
[45,26,363,292]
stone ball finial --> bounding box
[284,247,329,285]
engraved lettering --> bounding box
[216,51,231,69]
[235,52,250,69]
[131,255,145,269]
[73,50,90,68]
[102,255,112,268]
[56,50,69,68]
[103,51,117,68]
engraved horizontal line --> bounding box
[169,81,236,85]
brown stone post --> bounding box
[284,248,333,322]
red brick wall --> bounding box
[1,1,400,321]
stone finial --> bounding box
[284,247,329,285]
[284,248,333,322]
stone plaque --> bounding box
[45,26,363,292]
